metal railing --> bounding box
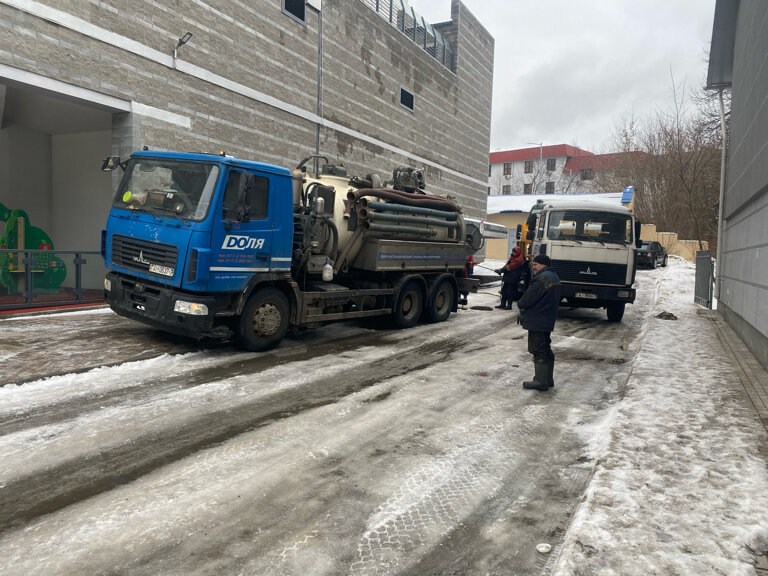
[0,249,104,311]
[695,250,714,309]
[359,0,456,72]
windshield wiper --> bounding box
[149,205,187,226]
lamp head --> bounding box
[176,32,193,48]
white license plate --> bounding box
[575,292,597,299]
[149,264,174,277]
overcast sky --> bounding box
[409,0,717,154]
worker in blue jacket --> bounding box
[517,254,561,391]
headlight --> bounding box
[104,277,112,292]
[173,300,209,315]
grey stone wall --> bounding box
[0,0,493,219]
[720,0,768,359]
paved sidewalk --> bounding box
[706,309,768,574]
[706,309,768,436]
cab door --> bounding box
[210,168,272,292]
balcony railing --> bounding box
[359,0,456,72]
[0,249,104,311]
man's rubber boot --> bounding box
[523,361,549,391]
[547,357,555,388]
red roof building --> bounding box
[489,145,646,197]
[489,144,592,165]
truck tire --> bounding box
[393,280,423,329]
[426,278,455,323]
[237,288,290,351]
[606,301,625,322]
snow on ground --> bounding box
[1,257,767,575]
[553,257,768,576]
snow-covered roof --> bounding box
[488,192,626,215]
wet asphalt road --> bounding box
[0,274,657,575]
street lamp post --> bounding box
[527,141,543,193]
[308,1,323,176]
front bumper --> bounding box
[560,283,635,308]
[105,272,217,338]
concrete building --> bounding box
[707,0,768,369]
[0,0,493,301]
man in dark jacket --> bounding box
[495,247,529,309]
[517,254,561,391]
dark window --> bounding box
[545,181,554,194]
[223,170,269,221]
[524,160,533,173]
[580,168,594,180]
[546,158,556,171]
[503,162,512,175]
[400,87,414,111]
[488,165,492,177]
[282,0,306,24]
[502,185,511,194]
[523,183,532,194]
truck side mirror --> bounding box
[634,220,642,248]
[526,229,534,241]
[101,156,122,171]
[516,224,522,240]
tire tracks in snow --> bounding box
[0,315,510,534]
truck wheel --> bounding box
[426,278,455,323]
[606,301,625,322]
[393,281,423,329]
[237,288,290,351]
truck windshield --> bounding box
[546,210,632,245]
[113,159,220,222]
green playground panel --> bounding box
[0,202,67,294]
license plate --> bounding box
[575,291,597,299]
[149,264,174,277]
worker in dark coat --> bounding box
[495,246,529,309]
[517,254,561,391]
[457,254,474,305]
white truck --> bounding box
[524,198,640,322]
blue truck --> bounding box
[101,150,480,350]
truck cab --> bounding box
[528,199,638,322]
[102,151,293,337]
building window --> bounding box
[524,161,533,174]
[580,168,594,180]
[503,162,512,175]
[400,87,415,111]
[546,158,556,172]
[523,183,532,194]
[502,185,511,195]
[282,0,306,24]
[545,181,554,194]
